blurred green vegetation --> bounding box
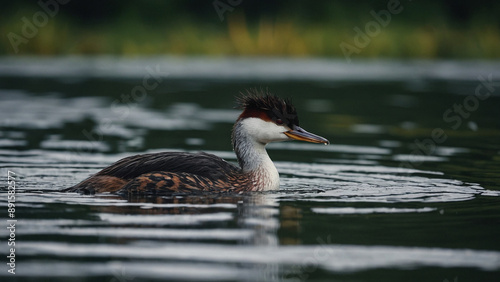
[1,0,499,58]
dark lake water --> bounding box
[0,57,500,281]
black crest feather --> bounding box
[236,89,299,126]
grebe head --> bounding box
[231,90,329,190]
[233,91,330,146]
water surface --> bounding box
[0,57,499,281]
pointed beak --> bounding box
[284,125,330,145]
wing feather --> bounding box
[95,152,240,182]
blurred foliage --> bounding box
[1,0,499,58]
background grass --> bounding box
[1,0,499,58]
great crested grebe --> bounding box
[64,91,329,195]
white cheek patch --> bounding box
[240,118,289,143]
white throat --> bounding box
[232,118,284,191]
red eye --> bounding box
[276,119,283,125]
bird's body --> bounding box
[64,91,329,195]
